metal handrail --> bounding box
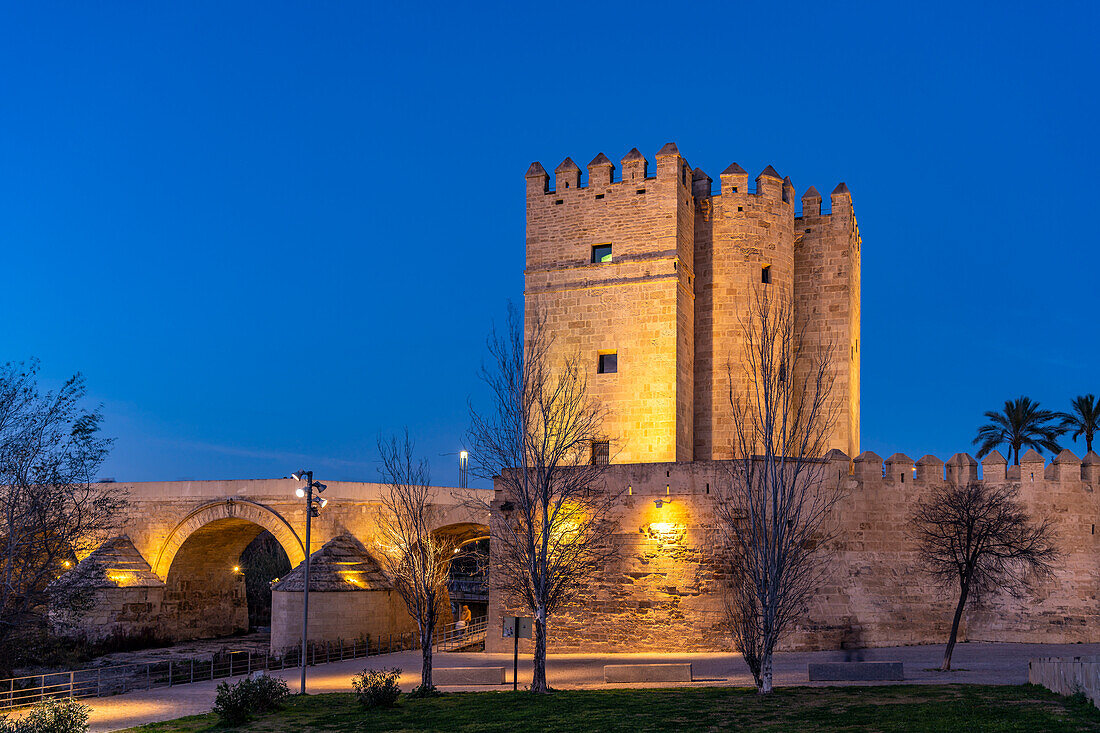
[433,616,488,652]
[0,631,420,711]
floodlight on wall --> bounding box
[654,498,671,509]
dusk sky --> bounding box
[2,2,1097,487]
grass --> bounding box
[119,684,1100,732]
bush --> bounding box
[352,667,402,709]
[212,673,290,725]
[0,697,89,733]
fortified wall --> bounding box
[524,143,860,464]
[487,449,1100,653]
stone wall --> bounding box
[487,450,1100,653]
[1028,656,1100,706]
[525,143,858,464]
[270,589,416,652]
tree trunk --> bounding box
[941,582,969,671]
[531,608,549,693]
[421,637,433,689]
[758,651,773,694]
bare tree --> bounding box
[468,304,618,693]
[714,287,843,694]
[374,431,458,691]
[910,480,1059,671]
[0,360,127,674]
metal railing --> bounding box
[0,632,419,711]
[433,616,488,653]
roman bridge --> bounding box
[54,479,492,652]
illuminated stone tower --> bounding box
[524,143,860,464]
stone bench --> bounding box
[808,662,904,681]
[604,663,693,683]
[433,666,507,685]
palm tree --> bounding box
[1059,394,1100,454]
[973,397,1064,465]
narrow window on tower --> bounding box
[591,440,610,466]
[761,265,771,284]
[591,244,613,264]
[597,351,618,374]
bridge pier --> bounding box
[268,533,415,652]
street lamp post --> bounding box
[459,450,469,488]
[291,470,326,695]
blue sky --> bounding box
[2,2,1097,486]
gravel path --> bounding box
[43,641,1100,732]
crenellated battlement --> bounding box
[525,143,695,200]
[837,448,1100,488]
[525,143,847,216]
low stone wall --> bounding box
[1028,656,1100,706]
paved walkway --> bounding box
[48,641,1100,732]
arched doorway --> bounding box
[433,522,489,624]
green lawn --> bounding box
[121,685,1100,732]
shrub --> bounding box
[352,667,402,709]
[0,697,90,733]
[212,673,290,725]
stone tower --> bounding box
[524,143,860,464]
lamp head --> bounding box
[295,487,306,498]
[313,482,327,493]
[292,470,310,481]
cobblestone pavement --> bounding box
[44,641,1100,732]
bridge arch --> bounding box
[153,499,304,580]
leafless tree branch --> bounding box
[374,430,459,690]
[0,360,127,676]
[909,480,1059,670]
[467,303,619,693]
[714,286,843,694]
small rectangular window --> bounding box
[597,352,617,374]
[731,186,738,192]
[761,265,771,284]
[591,244,612,264]
[591,441,610,466]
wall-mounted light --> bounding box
[654,498,671,509]
[232,565,241,574]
